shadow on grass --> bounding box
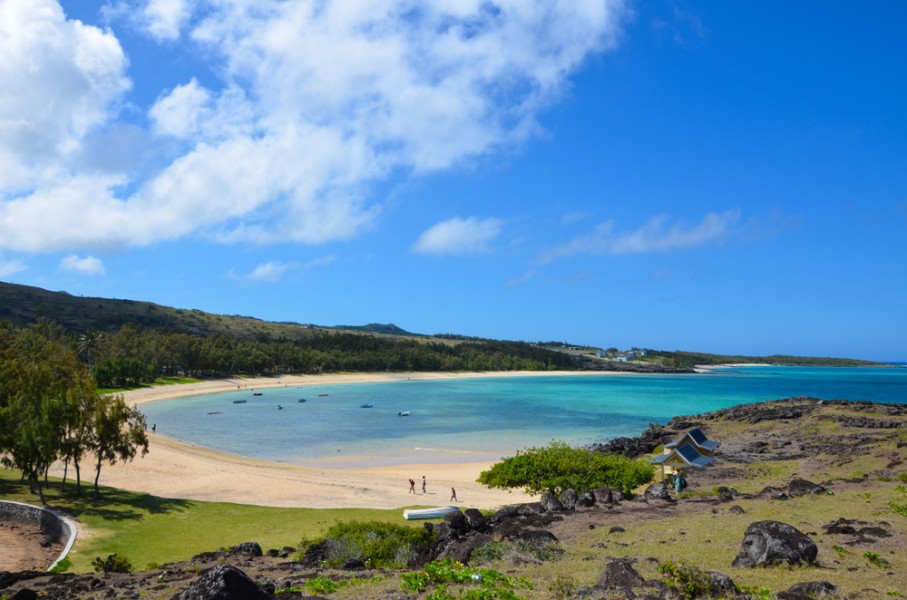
[1,471,191,522]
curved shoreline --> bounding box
[52,371,627,509]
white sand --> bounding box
[51,372,619,509]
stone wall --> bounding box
[0,500,78,570]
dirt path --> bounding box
[0,519,62,572]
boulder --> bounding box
[540,492,564,512]
[576,492,596,508]
[594,486,624,504]
[706,571,736,596]
[444,510,468,532]
[463,508,488,531]
[776,581,837,600]
[788,479,824,497]
[596,559,645,589]
[436,533,492,564]
[643,483,673,501]
[231,542,263,557]
[731,521,818,568]
[172,564,270,600]
[716,486,734,502]
[559,489,578,510]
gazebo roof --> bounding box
[664,427,720,453]
[650,442,715,468]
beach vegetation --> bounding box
[471,539,559,565]
[318,520,436,568]
[401,558,532,599]
[477,442,653,495]
[92,553,134,573]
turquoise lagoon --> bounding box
[141,366,907,468]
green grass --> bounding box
[0,469,418,573]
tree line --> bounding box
[75,324,578,388]
[0,321,148,503]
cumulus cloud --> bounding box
[413,216,503,256]
[60,254,106,276]
[141,0,192,41]
[0,0,627,254]
[539,210,741,263]
[0,0,130,192]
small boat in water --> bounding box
[397,411,410,416]
[232,400,247,404]
[277,404,283,410]
[360,403,374,408]
[253,392,263,397]
[318,393,329,397]
[403,506,459,521]
[298,398,307,403]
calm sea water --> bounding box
[141,366,907,468]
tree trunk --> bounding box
[60,458,69,491]
[74,460,82,494]
[94,456,103,499]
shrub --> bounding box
[402,558,532,599]
[92,553,133,573]
[477,441,654,495]
[658,560,712,599]
[48,558,71,573]
[319,520,434,569]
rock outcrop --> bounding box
[732,521,818,567]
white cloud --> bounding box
[413,216,503,256]
[539,210,741,263]
[149,78,212,138]
[60,254,106,275]
[0,255,26,277]
[141,0,191,41]
[0,0,628,254]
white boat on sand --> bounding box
[402,506,460,520]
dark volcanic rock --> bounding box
[776,581,837,599]
[597,559,645,589]
[788,479,824,496]
[463,508,488,531]
[540,492,564,512]
[560,489,578,510]
[716,486,734,502]
[643,483,673,501]
[172,564,269,600]
[231,542,263,557]
[576,492,596,508]
[593,425,676,458]
[731,521,817,568]
[706,571,736,596]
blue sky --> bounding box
[1,1,905,361]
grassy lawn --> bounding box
[0,469,422,573]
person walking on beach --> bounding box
[450,487,457,502]
[408,478,416,494]
[422,475,427,493]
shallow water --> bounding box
[141,366,907,468]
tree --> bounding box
[91,394,149,498]
[477,441,654,496]
[77,330,104,376]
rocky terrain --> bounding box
[1,397,905,599]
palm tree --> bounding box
[77,330,103,376]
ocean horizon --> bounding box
[141,365,907,469]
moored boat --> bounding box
[397,411,410,416]
[360,403,374,408]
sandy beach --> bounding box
[50,372,613,510]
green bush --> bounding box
[319,520,434,568]
[477,441,653,495]
[658,560,713,599]
[403,558,532,599]
[92,553,133,573]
